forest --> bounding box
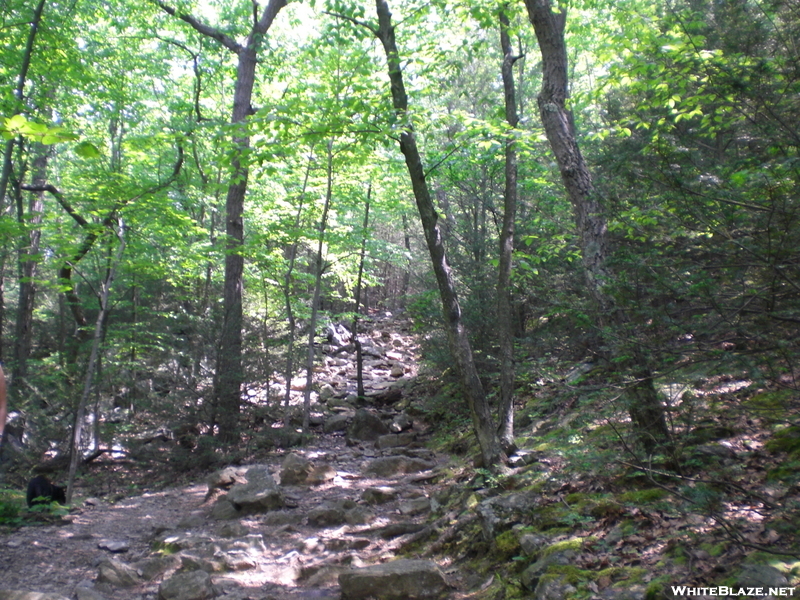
[1,0,800,598]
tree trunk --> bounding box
[0,0,46,206]
[13,144,48,392]
[523,0,670,451]
[302,140,334,433]
[66,226,125,504]
[372,0,504,468]
[496,6,520,453]
[353,184,371,400]
[156,0,287,442]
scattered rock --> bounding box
[97,540,129,553]
[323,413,351,433]
[96,558,143,588]
[0,593,72,600]
[362,486,399,504]
[339,559,448,600]
[158,570,215,600]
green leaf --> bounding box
[75,141,101,158]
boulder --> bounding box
[280,453,312,485]
[347,409,390,442]
[339,559,448,600]
[226,466,285,513]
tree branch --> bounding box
[152,0,243,53]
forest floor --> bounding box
[2,313,800,600]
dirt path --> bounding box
[0,314,453,600]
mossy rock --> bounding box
[766,459,800,483]
[494,530,522,560]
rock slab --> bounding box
[338,559,448,600]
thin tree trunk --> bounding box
[371,0,504,468]
[522,0,670,451]
[13,144,48,392]
[302,140,335,433]
[496,5,520,453]
[353,184,371,400]
[0,0,46,206]
[399,213,411,308]
[66,226,125,504]
[283,151,314,423]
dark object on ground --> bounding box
[26,475,67,507]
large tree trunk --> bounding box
[496,6,520,452]
[156,0,287,443]
[523,0,670,451]
[372,0,504,468]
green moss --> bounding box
[619,488,669,504]
[699,542,728,557]
[541,537,585,557]
[495,530,521,559]
[549,565,593,585]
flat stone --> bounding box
[339,559,448,600]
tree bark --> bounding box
[496,6,520,453]
[302,139,334,433]
[13,144,48,392]
[372,0,504,468]
[523,0,670,451]
[156,0,287,443]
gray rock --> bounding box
[362,486,399,504]
[97,539,129,553]
[206,466,247,497]
[0,593,72,600]
[319,383,337,401]
[376,432,416,449]
[134,555,181,581]
[534,575,577,600]
[307,463,337,485]
[390,414,413,433]
[347,409,390,442]
[227,466,285,513]
[737,564,790,591]
[75,588,106,600]
[158,570,215,600]
[96,558,143,588]
[308,502,349,527]
[399,496,431,516]
[323,413,351,433]
[521,552,573,591]
[209,496,240,520]
[339,559,448,600]
[216,521,250,538]
[280,453,312,485]
[363,456,435,478]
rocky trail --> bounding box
[1,314,465,600]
